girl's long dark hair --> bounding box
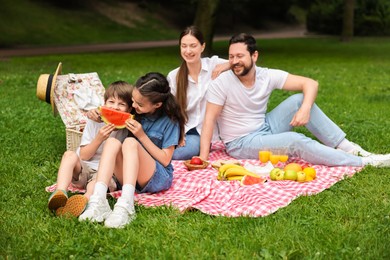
[176,25,205,124]
[135,72,185,143]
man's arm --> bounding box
[200,102,223,160]
[282,74,318,126]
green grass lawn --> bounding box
[1,37,389,259]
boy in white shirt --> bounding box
[48,81,133,217]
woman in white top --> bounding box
[167,25,230,160]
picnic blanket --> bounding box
[46,142,363,217]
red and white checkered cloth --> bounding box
[46,142,362,217]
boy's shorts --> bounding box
[71,160,118,192]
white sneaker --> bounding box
[79,195,112,223]
[364,154,390,167]
[349,142,372,157]
[104,198,136,228]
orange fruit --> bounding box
[284,163,302,173]
[303,167,316,179]
[305,176,315,182]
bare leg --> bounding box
[121,137,156,187]
[95,137,122,186]
[56,151,82,191]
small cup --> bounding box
[279,154,289,162]
[269,154,280,165]
[259,150,271,163]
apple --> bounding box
[296,171,306,182]
[275,170,285,181]
[270,168,281,181]
[190,157,203,165]
[284,169,297,181]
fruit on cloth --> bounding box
[99,106,133,129]
[303,167,316,180]
[305,175,315,182]
[284,163,303,173]
[284,169,297,181]
[270,168,281,181]
[189,157,203,165]
[211,159,241,170]
[240,175,266,186]
[275,170,285,180]
[296,171,306,182]
[270,165,314,183]
[217,163,262,182]
[183,159,208,171]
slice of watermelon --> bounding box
[240,175,266,186]
[99,106,133,129]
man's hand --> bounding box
[290,107,311,127]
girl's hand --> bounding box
[87,108,102,123]
[178,136,186,147]
[97,124,116,141]
[126,118,145,138]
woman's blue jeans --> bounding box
[226,94,363,166]
[172,128,200,160]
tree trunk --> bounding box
[341,0,355,42]
[194,0,220,55]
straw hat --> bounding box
[36,62,62,115]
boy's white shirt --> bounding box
[76,118,128,170]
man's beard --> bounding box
[231,60,253,77]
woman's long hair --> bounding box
[135,72,185,143]
[176,25,205,124]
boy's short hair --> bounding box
[104,81,133,109]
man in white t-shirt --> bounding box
[199,33,390,167]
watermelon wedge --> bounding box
[240,175,266,186]
[99,106,133,129]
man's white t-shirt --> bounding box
[206,67,288,143]
[167,56,227,138]
[76,118,128,170]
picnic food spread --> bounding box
[240,175,267,186]
[184,157,209,171]
[269,163,317,182]
[217,163,262,182]
[99,106,134,129]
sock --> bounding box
[337,138,356,153]
[120,184,135,206]
[361,157,372,166]
[93,181,108,199]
